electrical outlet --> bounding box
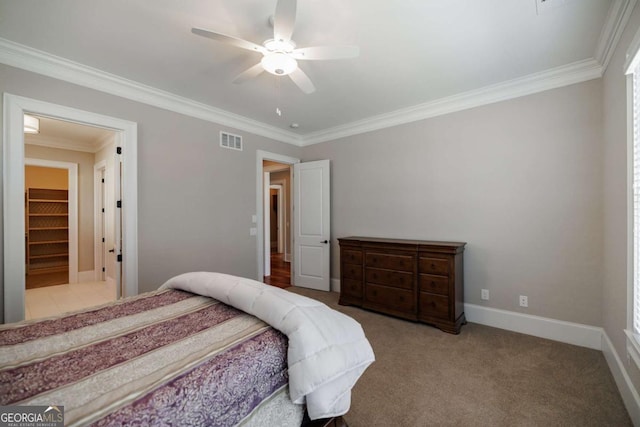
[481,289,489,300]
[519,295,528,307]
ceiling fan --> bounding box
[192,0,359,94]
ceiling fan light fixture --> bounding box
[264,38,295,53]
[261,53,297,75]
[24,114,40,134]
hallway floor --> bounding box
[25,280,117,320]
[263,253,291,288]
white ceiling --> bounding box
[0,0,623,144]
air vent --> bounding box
[220,131,243,151]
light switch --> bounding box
[250,227,257,236]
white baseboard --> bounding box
[78,270,96,283]
[330,279,602,349]
[285,253,291,262]
[602,332,640,425]
[464,303,603,350]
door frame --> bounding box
[264,183,284,277]
[94,160,107,282]
[270,184,284,253]
[256,150,299,281]
[3,93,139,323]
[25,158,79,285]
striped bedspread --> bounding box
[0,289,304,426]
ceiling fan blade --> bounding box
[233,63,265,84]
[289,68,315,94]
[192,28,265,53]
[291,45,360,61]
[273,0,296,41]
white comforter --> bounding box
[160,272,375,420]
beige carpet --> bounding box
[288,287,631,427]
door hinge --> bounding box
[117,200,122,208]
[102,237,105,243]
[101,178,105,183]
[117,254,122,262]
[102,208,105,213]
[116,146,122,155]
[102,267,105,272]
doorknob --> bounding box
[321,240,329,244]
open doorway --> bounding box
[3,93,139,324]
[23,115,118,319]
[263,160,292,288]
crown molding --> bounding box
[299,58,603,146]
[595,0,637,72]
[0,38,302,146]
[0,8,621,150]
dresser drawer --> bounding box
[365,284,415,313]
[419,256,450,276]
[341,279,363,299]
[342,263,362,280]
[419,292,449,319]
[342,249,362,264]
[419,274,449,295]
[365,252,414,272]
[366,267,413,290]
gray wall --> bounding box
[303,80,604,326]
[603,4,640,400]
[0,64,301,318]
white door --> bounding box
[114,146,123,299]
[293,160,330,291]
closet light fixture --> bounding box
[24,115,40,134]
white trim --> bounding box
[301,59,603,146]
[626,24,640,74]
[256,150,300,281]
[0,38,300,146]
[628,72,636,332]
[25,158,79,285]
[269,184,284,254]
[0,37,612,148]
[603,331,640,424]
[264,172,271,277]
[3,93,138,323]
[78,270,96,283]
[597,0,637,72]
[464,303,603,350]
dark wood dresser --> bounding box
[338,236,466,334]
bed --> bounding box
[0,272,375,426]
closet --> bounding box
[25,188,69,288]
